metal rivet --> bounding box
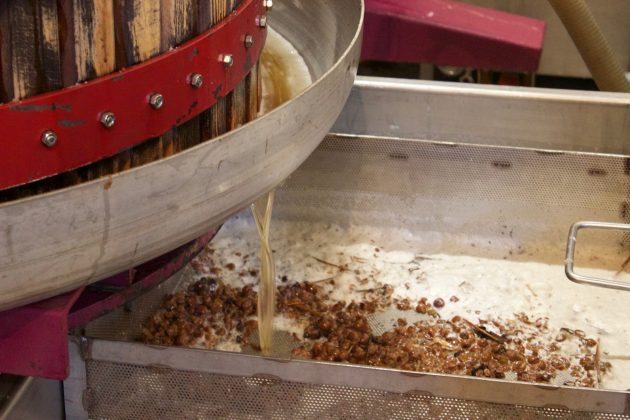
[190,73,204,89]
[256,15,267,28]
[41,130,57,147]
[221,54,234,67]
[244,34,254,49]
[149,93,164,109]
[263,0,272,10]
[100,112,116,128]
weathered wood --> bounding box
[201,0,233,140]
[0,0,61,101]
[114,0,160,65]
[59,0,115,85]
[160,0,198,155]
[247,63,260,121]
[0,0,259,200]
[228,78,248,130]
[57,0,116,180]
[114,0,163,169]
[0,0,63,197]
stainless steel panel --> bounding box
[82,340,629,417]
[75,132,630,417]
[333,77,630,154]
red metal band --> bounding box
[0,0,266,191]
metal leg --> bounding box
[63,338,89,420]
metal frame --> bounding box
[0,0,265,190]
[73,338,630,415]
[333,76,630,154]
[64,68,630,420]
[63,338,89,420]
[566,221,630,291]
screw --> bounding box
[190,73,204,89]
[221,54,234,67]
[256,15,267,28]
[100,112,116,128]
[149,93,164,109]
[41,130,57,147]
[263,0,272,10]
[244,34,254,49]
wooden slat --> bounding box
[37,1,63,93]
[114,0,160,65]
[0,4,14,103]
[59,0,115,85]
[113,0,163,170]
[228,78,248,130]
[247,63,260,121]
[56,0,116,181]
[0,0,259,201]
[0,0,62,101]
[160,0,199,155]
[202,0,233,140]
[0,0,63,198]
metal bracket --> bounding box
[565,221,630,291]
[0,0,266,190]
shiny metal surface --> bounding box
[566,221,630,291]
[0,0,363,310]
[77,132,630,416]
[334,76,630,154]
[70,80,630,416]
[73,337,630,416]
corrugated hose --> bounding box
[547,0,630,93]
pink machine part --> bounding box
[0,228,219,380]
[363,0,545,72]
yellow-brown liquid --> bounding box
[253,28,312,355]
[251,191,276,355]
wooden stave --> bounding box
[0,0,258,202]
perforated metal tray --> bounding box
[64,79,630,419]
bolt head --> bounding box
[263,0,273,10]
[221,54,234,67]
[100,112,116,128]
[149,93,164,109]
[41,130,57,147]
[256,15,267,28]
[190,73,204,89]
[244,34,254,49]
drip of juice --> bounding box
[251,27,312,355]
[251,191,275,355]
[259,28,312,114]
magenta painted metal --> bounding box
[362,0,545,72]
[0,288,84,379]
[0,228,218,379]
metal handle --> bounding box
[565,221,630,291]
